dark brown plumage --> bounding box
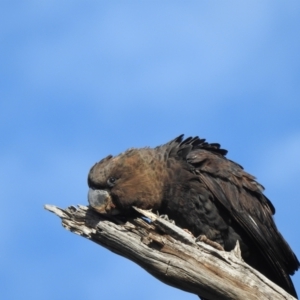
[87,135,299,298]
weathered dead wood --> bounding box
[45,204,296,300]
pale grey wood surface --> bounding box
[45,204,296,300]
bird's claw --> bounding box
[196,235,224,251]
[156,212,175,224]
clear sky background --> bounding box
[1,1,300,299]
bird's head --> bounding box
[87,148,167,215]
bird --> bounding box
[87,134,299,298]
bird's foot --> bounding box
[156,212,175,224]
[183,228,194,236]
[196,235,224,251]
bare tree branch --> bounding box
[45,204,296,300]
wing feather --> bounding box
[189,150,298,295]
[162,135,299,296]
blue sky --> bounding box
[1,1,300,299]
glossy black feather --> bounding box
[88,134,299,298]
[162,135,299,297]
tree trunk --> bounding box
[45,204,296,300]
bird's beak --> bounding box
[88,188,120,215]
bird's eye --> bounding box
[107,177,116,187]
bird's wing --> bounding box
[186,148,298,296]
[159,135,298,296]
